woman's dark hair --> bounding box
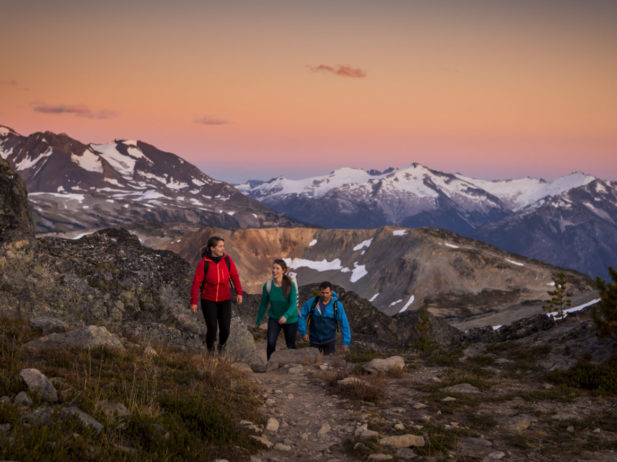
[201,236,224,257]
[273,259,292,298]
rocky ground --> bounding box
[242,310,617,462]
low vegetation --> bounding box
[0,317,263,461]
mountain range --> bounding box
[237,165,617,279]
[0,125,301,240]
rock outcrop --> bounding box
[0,157,34,243]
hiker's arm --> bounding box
[255,283,269,326]
[338,304,352,346]
[298,298,310,336]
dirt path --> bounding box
[249,343,362,462]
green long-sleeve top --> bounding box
[255,281,298,325]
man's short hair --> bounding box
[319,281,333,290]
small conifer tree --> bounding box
[543,272,572,318]
[593,266,617,341]
[414,305,438,353]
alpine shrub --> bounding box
[543,272,572,318]
[593,266,617,342]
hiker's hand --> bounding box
[190,304,197,313]
[253,325,260,331]
[236,295,243,305]
[303,334,309,342]
[342,345,349,353]
[278,316,286,324]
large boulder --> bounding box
[23,325,126,352]
[19,368,58,402]
[0,157,34,243]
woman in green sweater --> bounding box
[255,259,298,360]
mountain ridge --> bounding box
[0,125,303,235]
[237,165,616,279]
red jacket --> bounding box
[190,254,243,304]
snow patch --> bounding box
[444,242,459,249]
[308,239,318,247]
[30,192,85,203]
[369,293,379,302]
[546,298,601,320]
[16,147,53,170]
[93,142,137,176]
[71,149,103,173]
[353,238,373,251]
[350,263,368,283]
[398,295,415,313]
[389,299,403,307]
[506,259,524,267]
[284,257,343,272]
[392,229,407,236]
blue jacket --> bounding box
[298,292,351,346]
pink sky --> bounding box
[2,0,616,183]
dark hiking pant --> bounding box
[310,340,336,355]
[201,299,232,352]
[267,318,298,360]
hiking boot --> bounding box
[217,343,226,355]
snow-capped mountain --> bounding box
[472,179,617,281]
[0,125,301,235]
[237,164,616,279]
[237,164,595,230]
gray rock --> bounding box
[61,406,104,433]
[379,434,425,448]
[19,368,58,402]
[273,443,292,451]
[442,383,481,394]
[23,325,125,352]
[225,318,264,367]
[14,391,33,407]
[267,347,320,370]
[395,447,417,460]
[22,406,54,426]
[250,434,273,448]
[266,417,280,432]
[503,414,535,433]
[457,436,493,458]
[96,400,130,419]
[368,454,393,461]
[0,157,35,244]
[29,316,70,333]
[363,356,405,374]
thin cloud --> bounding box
[0,79,18,86]
[33,103,118,119]
[309,64,366,78]
[194,115,229,126]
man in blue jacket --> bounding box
[299,281,351,355]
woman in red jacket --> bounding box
[190,236,243,353]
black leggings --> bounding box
[266,318,297,360]
[200,299,232,351]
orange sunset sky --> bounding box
[2,0,616,183]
